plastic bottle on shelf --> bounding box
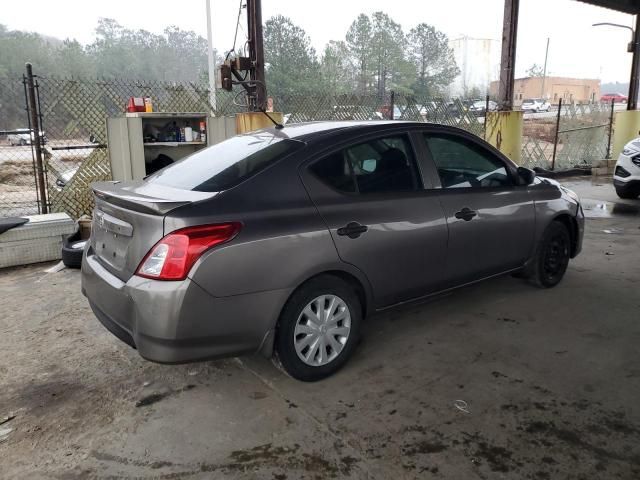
[199,121,206,143]
[172,122,180,142]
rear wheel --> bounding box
[275,275,362,381]
[529,221,571,288]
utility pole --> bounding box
[629,14,640,110]
[206,0,217,114]
[498,0,519,111]
[541,37,549,99]
[246,0,266,111]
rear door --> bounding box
[300,130,449,308]
[420,131,535,285]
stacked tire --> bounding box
[61,230,87,269]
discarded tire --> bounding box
[61,230,87,269]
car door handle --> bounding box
[337,222,368,239]
[454,207,477,221]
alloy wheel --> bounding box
[294,294,351,367]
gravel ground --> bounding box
[1,178,639,479]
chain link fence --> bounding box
[0,77,42,217]
[521,101,615,171]
[1,69,616,220]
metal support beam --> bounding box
[498,0,519,111]
[628,14,640,110]
[246,0,266,111]
[25,63,48,214]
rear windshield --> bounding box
[145,132,304,192]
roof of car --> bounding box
[252,120,423,142]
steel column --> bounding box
[498,0,519,111]
[628,14,640,110]
[247,0,266,111]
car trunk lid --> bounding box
[90,181,218,281]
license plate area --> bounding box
[92,209,134,272]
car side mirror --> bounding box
[517,166,536,185]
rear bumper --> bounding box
[81,248,287,363]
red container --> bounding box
[126,97,146,113]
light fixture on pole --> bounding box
[592,19,640,110]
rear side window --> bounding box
[311,134,420,194]
[309,151,356,193]
[145,133,304,192]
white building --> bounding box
[449,36,500,97]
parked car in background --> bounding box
[468,99,498,115]
[82,121,584,381]
[7,128,47,146]
[601,93,628,103]
[446,99,473,116]
[55,167,79,191]
[521,98,551,113]
[613,136,640,199]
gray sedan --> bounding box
[81,121,584,381]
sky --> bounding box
[1,0,636,83]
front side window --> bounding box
[424,134,513,189]
[310,135,420,194]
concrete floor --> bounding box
[1,178,639,479]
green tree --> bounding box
[320,40,352,93]
[87,18,210,82]
[263,15,320,97]
[345,14,373,94]
[54,40,95,78]
[406,23,459,97]
[370,12,410,96]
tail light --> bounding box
[136,223,241,281]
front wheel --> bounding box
[529,221,571,288]
[275,275,362,382]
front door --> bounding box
[422,131,535,286]
[301,132,449,308]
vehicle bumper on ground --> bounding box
[81,248,287,363]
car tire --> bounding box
[275,275,362,382]
[61,230,86,269]
[615,186,639,199]
[20,139,27,146]
[529,221,571,288]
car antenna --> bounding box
[260,109,284,129]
